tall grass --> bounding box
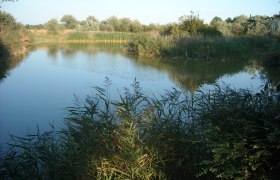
[125,33,279,60]
[1,80,279,179]
[30,30,134,44]
[125,33,173,57]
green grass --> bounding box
[93,32,135,41]
[1,80,279,179]
[66,32,90,40]
[30,30,135,44]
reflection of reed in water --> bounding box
[132,56,250,91]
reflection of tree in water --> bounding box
[34,43,124,60]
[1,43,278,91]
[0,43,28,82]
[47,44,60,60]
[39,43,249,91]
[261,66,280,85]
[133,57,250,91]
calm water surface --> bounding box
[0,44,264,146]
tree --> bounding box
[247,15,270,35]
[85,16,99,31]
[60,15,78,29]
[198,25,222,37]
[225,17,234,23]
[99,16,120,31]
[107,16,120,31]
[100,20,114,31]
[231,15,248,35]
[46,18,59,34]
[118,18,131,32]
[216,21,233,36]
[210,16,223,27]
[130,20,143,32]
[0,10,17,27]
[179,11,204,36]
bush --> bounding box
[125,33,173,57]
[0,11,30,57]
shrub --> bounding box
[125,33,173,57]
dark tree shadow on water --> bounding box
[0,42,11,81]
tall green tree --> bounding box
[60,15,78,29]
[179,11,204,36]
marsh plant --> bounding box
[126,33,278,60]
[0,80,279,179]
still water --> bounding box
[0,44,264,146]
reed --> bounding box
[1,80,279,179]
[125,33,278,60]
[30,30,134,44]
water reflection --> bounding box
[132,57,251,91]
[0,54,28,83]
[30,43,264,91]
[0,43,276,147]
[1,43,277,91]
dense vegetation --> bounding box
[31,30,135,44]
[125,13,280,60]
[1,4,280,179]
[0,11,31,80]
[0,80,279,179]
[0,11,30,57]
[12,11,280,64]
[126,34,280,60]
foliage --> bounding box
[126,33,275,60]
[198,25,222,37]
[0,80,279,179]
[60,15,78,29]
[30,11,280,39]
[125,33,172,57]
[45,18,59,34]
[98,16,144,32]
[80,16,100,31]
[178,11,205,36]
[0,11,30,58]
[197,84,280,179]
[210,16,223,27]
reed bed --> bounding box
[1,80,279,179]
[125,33,279,60]
[30,30,134,44]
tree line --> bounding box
[27,12,280,37]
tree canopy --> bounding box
[60,15,78,29]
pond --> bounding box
[0,43,266,146]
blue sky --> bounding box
[1,0,279,25]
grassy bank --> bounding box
[30,29,135,44]
[125,33,280,61]
[1,81,279,179]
